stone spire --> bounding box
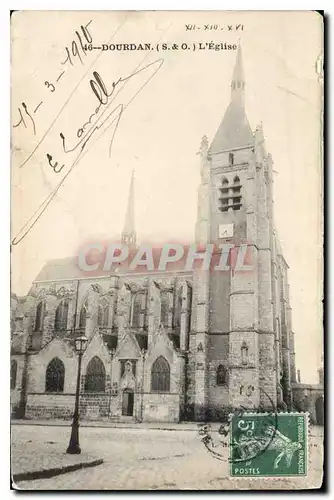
[209,44,253,154]
[231,44,245,106]
[121,170,136,247]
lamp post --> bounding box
[66,335,88,454]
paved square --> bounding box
[13,423,322,490]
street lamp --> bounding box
[66,335,88,454]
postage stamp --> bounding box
[230,412,308,478]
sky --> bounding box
[11,11,323,383]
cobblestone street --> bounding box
[12,424,323,490]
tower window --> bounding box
[219,175,243,212]
[229,153,234,165]
[219,178,230,212]
[231,176,242,210]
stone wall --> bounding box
[26,393,75,420]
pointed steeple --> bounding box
[231,44,245,107]
[121,170,136,247]
[209,44,253,154]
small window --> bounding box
[216,364,227,386]
[11,360,17,390]
[45,357,65,392]
[222,177,229,185]
[151,356,170,392]
[233,176,240,184]
[241,342,249,365]
[229,153,234,165]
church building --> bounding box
[11,47,299,423]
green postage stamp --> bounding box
[230,412,308,478]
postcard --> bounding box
[11,10,324,490]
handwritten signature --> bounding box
[12,58,164,246]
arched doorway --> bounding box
[122,388,134,416]
[315,396,324,426]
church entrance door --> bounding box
[122,389,134,416]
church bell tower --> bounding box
[193,46,278,418]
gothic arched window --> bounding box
[35,301,45,332]
[160,291,170,328]
[55,299,69,331]
[131,291,145,328]
[84,356,106,392]
[216,364,227,386]
[11,360,17,390]
[79,301,87,329]
[98,303,109,328]
[151,356,170,393]
[45,357,65,392]
[174,288,183,330]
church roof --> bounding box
[34,253,192,283]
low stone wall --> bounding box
[25,392,112,421]
[79,393,110,419]
[26,393,75,420]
